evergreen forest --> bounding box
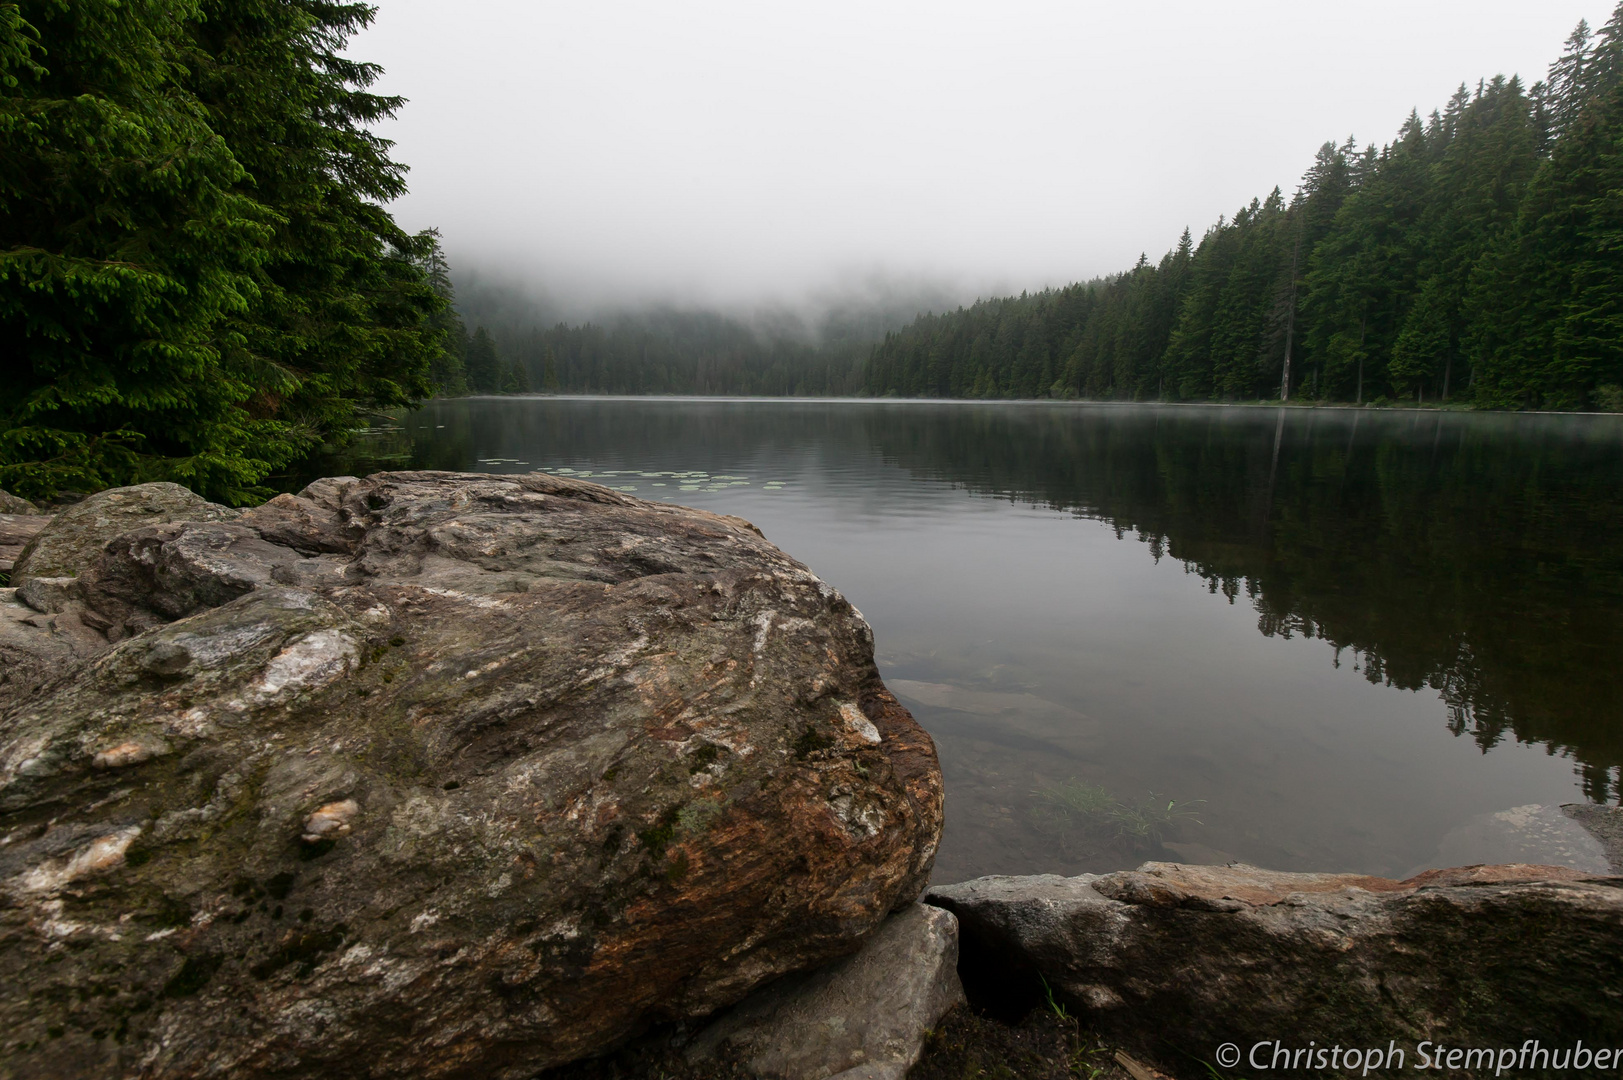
[450,300,883,399]
[0,0,453,503]
[866,9,1623,410]
[6,2,1623,507]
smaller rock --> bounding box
[686,903,965,1080]
[85,520,302,620]
[237,492,362,554]
[296,476,361,511]
[927,863,1623,1067]
[10,482,238,586]
[0,489,40,515]
[0,512,51,573]
[16,576,81,615]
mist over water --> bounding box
[365,0,1600,316]
[307,399,1623,882]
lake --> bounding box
[303,397,1623,884]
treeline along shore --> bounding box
[460,6,1623,411]
[864,9,1623,411]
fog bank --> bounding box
[366,0,1598,317]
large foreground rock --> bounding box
[0,474,944,1079]
[928,862,1623,1071]
[686,902,964,1080]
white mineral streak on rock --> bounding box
[161,705,215,738]
[251,630,358,701]
[829,791,884,839]
[410,909,440,933]
[421,586,506,609]
[607,633,649,667]
[36,899,88,940]
[839,702,882,744]
[753,610,777,653]
[578,633,650,686]
[543,917,581,941]
[302,799,360,842]
[172,620,282,668]
[18,827,141,894]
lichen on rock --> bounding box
[0,473,944,1079]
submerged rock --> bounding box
[686,902,964,1080]
[1564,803,1623,872]
[0,473,943,1079]
[927,862,1623,1070]
[1421,803,1611,875]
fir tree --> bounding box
[0,0,444,501]
[416,229,468,396]
[500,358,531,394]
[1,0,278,501]
[464,326,501,393]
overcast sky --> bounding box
[365,0,1601,317]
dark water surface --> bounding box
[305,398,1623,883]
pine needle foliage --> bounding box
[0,0,445,503]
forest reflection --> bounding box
[300,399,1623,808]
[861,404,1623,803]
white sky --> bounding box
[365,0,1602,316]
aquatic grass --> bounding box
[1031,779,1202,850]
[1105,794,1204,845]
[1032,779,1116,818]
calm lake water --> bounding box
[303,397,1623,884]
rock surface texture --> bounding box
[0,514,49,576]
[927,862,1623,1071]
[0,474,944,1079]
[686,902,965,1080]
[0,489,40,517]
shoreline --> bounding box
[432,393,1623,419]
